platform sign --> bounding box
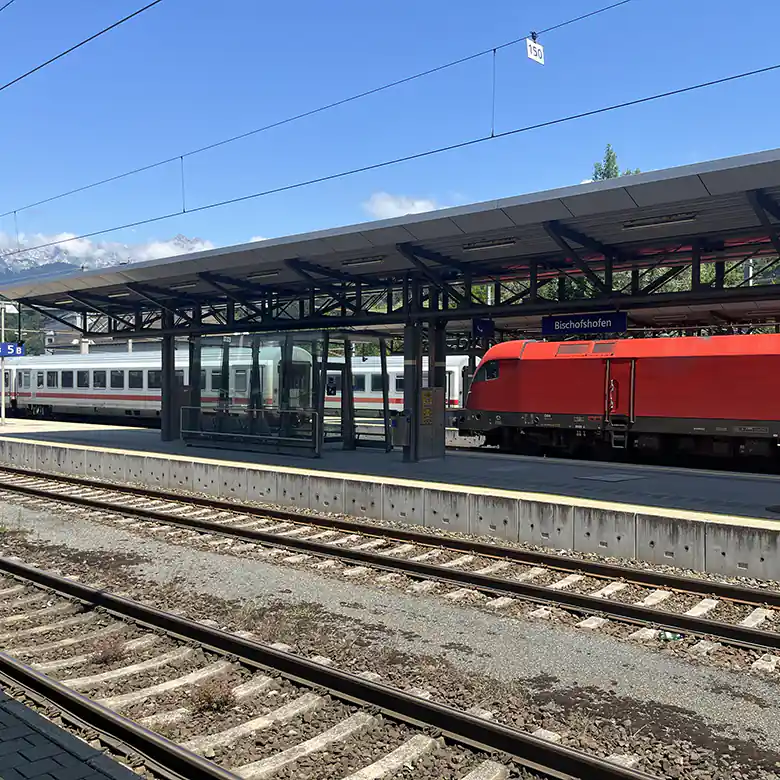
[472,318,495,339]
[526,38,545,65]
[0,343,25,357]
[541,312,627,336]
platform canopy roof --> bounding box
[3,146,780,336]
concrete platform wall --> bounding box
[0,436,776,580]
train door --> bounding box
[605,358,634,448]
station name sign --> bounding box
[541,312,627,336]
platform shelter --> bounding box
[2,148,780,460]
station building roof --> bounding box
[2,146,780,333]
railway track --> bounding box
[1,467,779,668]
[0,556,657,780]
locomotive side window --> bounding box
[77,371,89,389]
[93,370,107,389]
[473,360,499,383]
[128,370,143,389]
[61,371,74,389]
[147,371,162,390]
[234,369,248,393]
[46,371,58,388]
[110,370,125,390]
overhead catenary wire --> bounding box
[0,0,637,220]
[0,0,19,14]
[0,0,164,97]
[3,57,779,262]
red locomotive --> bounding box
[457,334,780,462]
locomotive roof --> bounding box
[483,333,780,362]
[2,147,780,324]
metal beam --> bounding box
[641,266,687,296]
[125,283,191,321]
[285,259,359,313]
[197,272,265,321]
[18,300,85,335]
[543,222,612,294]
[396,245,466,305]
[66,292,135,330]
[546,222,621,261]
[400,244,470,273]
[747,190,780,257]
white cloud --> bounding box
[362,192,442,220]
[0,231,214,270]
[249,236,267,243]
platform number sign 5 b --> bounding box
[526,38,544,65]
[0,343,25,357]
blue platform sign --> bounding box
[0,343,25,357]
[472,318,495,339]
[541,312,627,336]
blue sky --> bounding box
[0,0,778,261]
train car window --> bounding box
[234,369,248,393]
[370,374,383,392]
[110,370,125,389]
[61,371,74,389]
[36,372,44,388]
[352,374,365,392]
[46,371,58,388]
[77,371,89,389]
[93,370,107,389]
[22,371,30,389]
[395,375,403,392]
[128,370,143,389]
[199,370,206,389]
[326,372,342,392]
[210,370,222,391]
[147,370,162,390]
[556,343,590,355]
[175,370,185,386]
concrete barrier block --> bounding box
[35,446,54,474]
[246,470,277,503]
[101,452,126,482]
[50,446,69,475]
[636,513,704,570]
[470,495,519,541]
[705,523,780,579]
[125,455,146,485]
[0,438,10,465]
[424,488,469,533]
[65,448,86,476]
[192,462,219,495]
[15,442,36,471]
[344,480,381,520]
[573,507,636,559]
[143,458,170,490]
[218,466,248,501]
[85,450,103,479]
[168,460,193,492]
[309,476,345,515]
[521,501,575,550]
[382,483,423,526]
[277,473,311,511]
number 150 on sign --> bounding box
[526,38,544,65]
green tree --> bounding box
[592,143,640,180]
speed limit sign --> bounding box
[526,38,545,65]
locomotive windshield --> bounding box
[473,360,500,383]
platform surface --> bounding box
[0,686,137,780]
[1,419,779,520]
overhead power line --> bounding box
[0,0,164,96]
[0,0,637,220]
[0,0,19,14]
[3,56,778,263]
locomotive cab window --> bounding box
[61,371,74,389]
[93,370,107,389]
[473,360,499,383]
[77,371,89,389]
[46,371,58,389]
[128,370,143,389]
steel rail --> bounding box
[2,473,780,651]
[0,465,780,608]
[0,556,659,780]
[0,652,240,780]
[0,464,776,606]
